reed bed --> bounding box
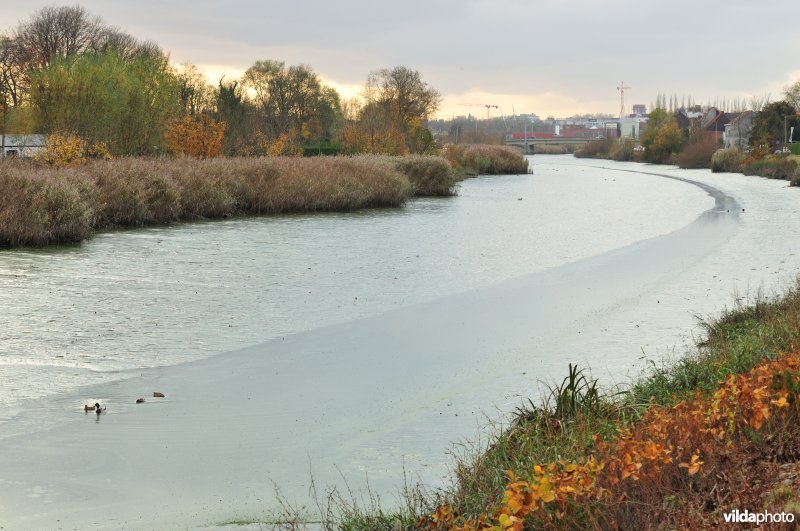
[0,154,455,247]
[393,154,460,196]
[444,144,529,176]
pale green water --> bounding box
[0,158,711,409]
[4,157,800,529]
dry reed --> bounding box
[0,154,437,247]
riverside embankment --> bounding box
[1,157,798,529]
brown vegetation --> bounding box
[0,155,442,247]
[711,148,800,184]
[444,144,529,175]
[674,136,720,169]
[413,283,800,530]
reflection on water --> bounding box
[0,159,712,407]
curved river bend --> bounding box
[1,156,798,529]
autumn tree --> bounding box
[0,35,25,109]
[13,5,102,68]
[175,63,217,116]
[164,114,225,158]
[242,60,342,151]
[1,5,167,139]
[30,50,181,155]
[343,66,440,154]
[749,100,798,151]
[215,79,260,155]
[365,66,440,153]
[784,80,800,112]
[641,108,685,163]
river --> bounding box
[0,156,798,529]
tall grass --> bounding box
[328,280,800,529]
[394,155,460,196]
[444,144,529,175]
[436,281,800,527]
[575,138,638,161]
[710,147,746,173]
[741,155,799,180]
[0,160,96,246]
[574,138,615,159]
[0,154,456,247]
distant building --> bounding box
[518,113,540,123]
[619,116,648,140]
[632,104,647,116]
[560,124,605,139]
[723,111,755,150]
[1,134,45,157]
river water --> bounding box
[0,157,709,410]
[1,156,799,529]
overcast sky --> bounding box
[3,1,799,119]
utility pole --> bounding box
[617,81,632,119]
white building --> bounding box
[1,134,46,157]
[619,116,648,140]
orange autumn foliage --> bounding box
[419,353,800,530]
[164,114,226,158]
[36,132,112,168]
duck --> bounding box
[84,403,97,412]
[136,398,145,404]
[94,402,104,414]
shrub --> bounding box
[611,139,636,162]
[164,115,226,158]
[675,137,720,169]
[575,138,615,159]
[395,155,458,196]
[742,156,798,180]
[533,144,569,155]
[445,144,528,175]
[644,121,685,164]
[791,165,800,187]
[36,132,113,168]
[710,148,745,173]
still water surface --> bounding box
[0,158,710,409]
[3,156,800,528]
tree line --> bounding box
[0,6,441,158]
[640,82,800,164]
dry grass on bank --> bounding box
[414,283,800,530]
[0,154,460,247]
[321,282,800,530]
[712,148,800,185]
[444,144,529,176]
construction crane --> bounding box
[459,104,507,126]
[617,81,632,119]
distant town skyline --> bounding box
[3,1,799,119]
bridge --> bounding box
[505,136,598,153]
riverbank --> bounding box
[0,154,467,247]
[411,281,800,529]
[0,147,536,248]
[576,139,800,186]
[3,158,799,529]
